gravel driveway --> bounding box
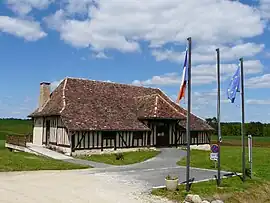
[0,170,173,203]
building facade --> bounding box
[29,78,213,155]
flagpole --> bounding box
[240,57,246,182]
[186,37,192,192]
[216,48,221,186]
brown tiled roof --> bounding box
[29,77,213,132]
[135,94,184,119]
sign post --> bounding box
[210,144,219,168]
[248,135,252,178]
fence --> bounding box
[6,134,33,147]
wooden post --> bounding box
[101,133,103,151]
[114,135,117,150]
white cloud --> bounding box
[64,0,94,15]
[132,60,264,86]
[247,99,270,105]
[0,16,47,41]
[260,0,270,20]
[152,43,264,64]
[44,10,140,52]
[6,0,54,15]
[44,0,264,53]
[246,74,270,88]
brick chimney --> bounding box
[39,82,51,110]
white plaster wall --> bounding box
[33,118,43,146]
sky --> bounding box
[0,0,269,122]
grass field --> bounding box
[177,146,270,180]
[0,119,32,140]
[153,144,270,202]
[152,177,266,203]
[0,149,89,172]
[0,120,89,171]
[0,140,89,171]
[211,136,270,147]
[78,150,160,165]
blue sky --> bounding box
[0,0,270,122]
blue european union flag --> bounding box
[227,66,240,103]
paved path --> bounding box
[27,144,73,160]
[29,146,226,188]
[78,148,227,188]
[66,147,186,169]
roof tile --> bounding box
[29,78,213,132]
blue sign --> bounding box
[211,144,219,153]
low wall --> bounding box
[72,147,158,156]
[47,144,72,156]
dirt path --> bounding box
[0,170,172,203]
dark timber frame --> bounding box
[69,119,212,152]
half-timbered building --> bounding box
[28,77,214,155]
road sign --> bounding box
[210,153,218,161]
[211,144,219,153]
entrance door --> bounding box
[45,120,50,145]
[156,123,169,147]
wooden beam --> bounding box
[176,131,182,144]
[71,132,76,152]
[172,125,177,147]
[73,132,86,150]
[114,136,117,150]
[118,132,128,147]
[101,133,103,151]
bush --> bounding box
[115,153,124,160]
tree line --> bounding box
[205,117,270,137]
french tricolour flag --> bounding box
[176,47,188,103]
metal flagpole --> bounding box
[216,48,221,186]
[186,37,192,192]
[240,57,246,182]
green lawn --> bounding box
[0,120,92,171]
[0,148,89,172]
[177,146,270,180]
[0,140,5,149]
[0,119,32,150]
[211,136,270,142]
[0,138,89,172]
[153,146,270,202]
[211,136,270,147]
[152,177,265,203]
[0,119,32,140]
[78,149,160,165]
